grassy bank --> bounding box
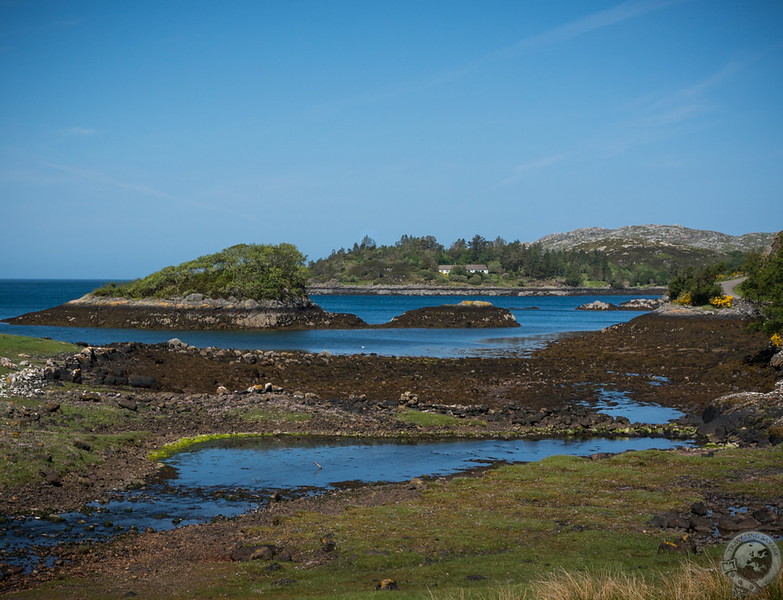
[9,445,782,599]
[1,334,153,492]
[0,333,79,376]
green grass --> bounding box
[230,406,312,425]
[0,333,79,376]
[0,396,151,488]
[397,409,468,427]
[147,432,274,461]
[206,447,782,600]
[7,445,783,599]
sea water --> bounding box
[0,280,658,357]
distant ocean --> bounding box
[0,279,656,358]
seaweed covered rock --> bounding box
[698,380,783,445]
[382,301,519,328]
[4,294,366,330]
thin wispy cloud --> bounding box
[494,152,574,188]
[315,0,687,116]
[627,58,747,130]
[487,0,690,61]
[61,126,99,137]
[40,161,176,200]
[493,54,747,187]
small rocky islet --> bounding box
[4,294,521,330]
[3,244,522,331]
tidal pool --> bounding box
[580,387,685,424]
[0,435,694,571]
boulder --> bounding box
[117,397,138,411]
[230,544,279,562]
[576,300,619,311]
[41,469,62,486]
[128,374,157,389]
[617,298,664,311]
[698,383,783,445]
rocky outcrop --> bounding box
[576,300,620,311]
[617,298,664,311]
[381,301,519,328]
[576,298,664,311]
[3,294,367,330]
[697,380,783,446]
[3,295,521,330]
[308,282,667,296]
[537,225,774,254]
[649,494,783,546]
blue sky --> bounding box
[1,0,781,278]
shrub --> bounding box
[741,231,783,336]
[668,266,722,306]
[710,295,733,309]
[674,292,692,306]
[93,243,309,301]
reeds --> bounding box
[432,559,783,600]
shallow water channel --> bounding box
[1,434,694,570]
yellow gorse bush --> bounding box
[710,295,733,309]
[772,332,782,348]
[674,292,693,306]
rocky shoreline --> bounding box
[1,311,778,516]
[3,295,521,330]
[1,310,781,595]
[2,293,366,330]
[308,282,668,296]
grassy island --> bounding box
[93,243,309,301]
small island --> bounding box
[383,300,519,328]
[4,244,520,330]
[5,244,365,330]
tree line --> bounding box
[309,234,743,288]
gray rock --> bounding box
[690,501,708,516]
[230,544,279,562]
[618,298,663,311]
[688,515,714,533]
[117,397,138,411]
[74,440,92,451]
[576,300,618,311]
[771,350,783,369]
[128,375,156,389]
[41,469,62,486]
[752,508,778,524]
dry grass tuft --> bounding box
[432,558,783,600]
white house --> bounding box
[438,264,490,276]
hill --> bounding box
[309,227,773,289]
[536,224,772,254]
